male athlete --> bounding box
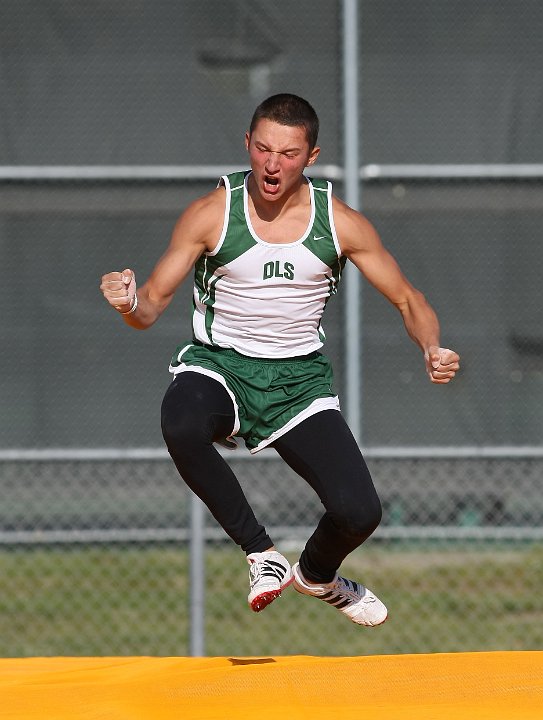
[100,94,460,626]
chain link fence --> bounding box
[1,1,542,656]
[1,451,542,656]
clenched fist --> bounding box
[425,346,460,384]
[100,269,137,313]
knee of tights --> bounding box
[330,501,382,540]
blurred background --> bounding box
[0,0,541,656]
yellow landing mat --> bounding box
[1,652,542,719]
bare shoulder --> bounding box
[142,185,227,300]
[171,185,226,253]
[331,194,382,256]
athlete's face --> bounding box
[245,119,320,202]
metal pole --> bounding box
[342,0,362,444]
[189,494,206,656]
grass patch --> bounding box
[0,546,189,656]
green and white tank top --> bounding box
[192,170,346,358]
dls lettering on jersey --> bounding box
[263,261,295,281]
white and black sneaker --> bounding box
[247,551,293,612]
[292,562,387,626]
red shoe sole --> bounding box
[249,577,294,613]
[250,589,282,613]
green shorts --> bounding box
[169,342,340,453]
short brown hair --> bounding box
[249,94,319,150]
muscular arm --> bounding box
[334,197,460,383]
[100,187,225,329]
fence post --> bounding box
[342,0,362,445]
[189,493,205,656]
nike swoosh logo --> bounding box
[313,235,326,241]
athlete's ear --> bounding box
[306,145,320,167]
[245,131,251,152]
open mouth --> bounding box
[264,175,280,191]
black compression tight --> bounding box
[161,372,382,583]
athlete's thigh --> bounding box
[272,409,377,507]
[161,370,235,443]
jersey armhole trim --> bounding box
[208,175,232,257]
[326,181,342,257]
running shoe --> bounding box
[292,562,388,626]
[247,551,293,612]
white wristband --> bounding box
[120,293,138,315]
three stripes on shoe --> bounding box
[249,556,292,613]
